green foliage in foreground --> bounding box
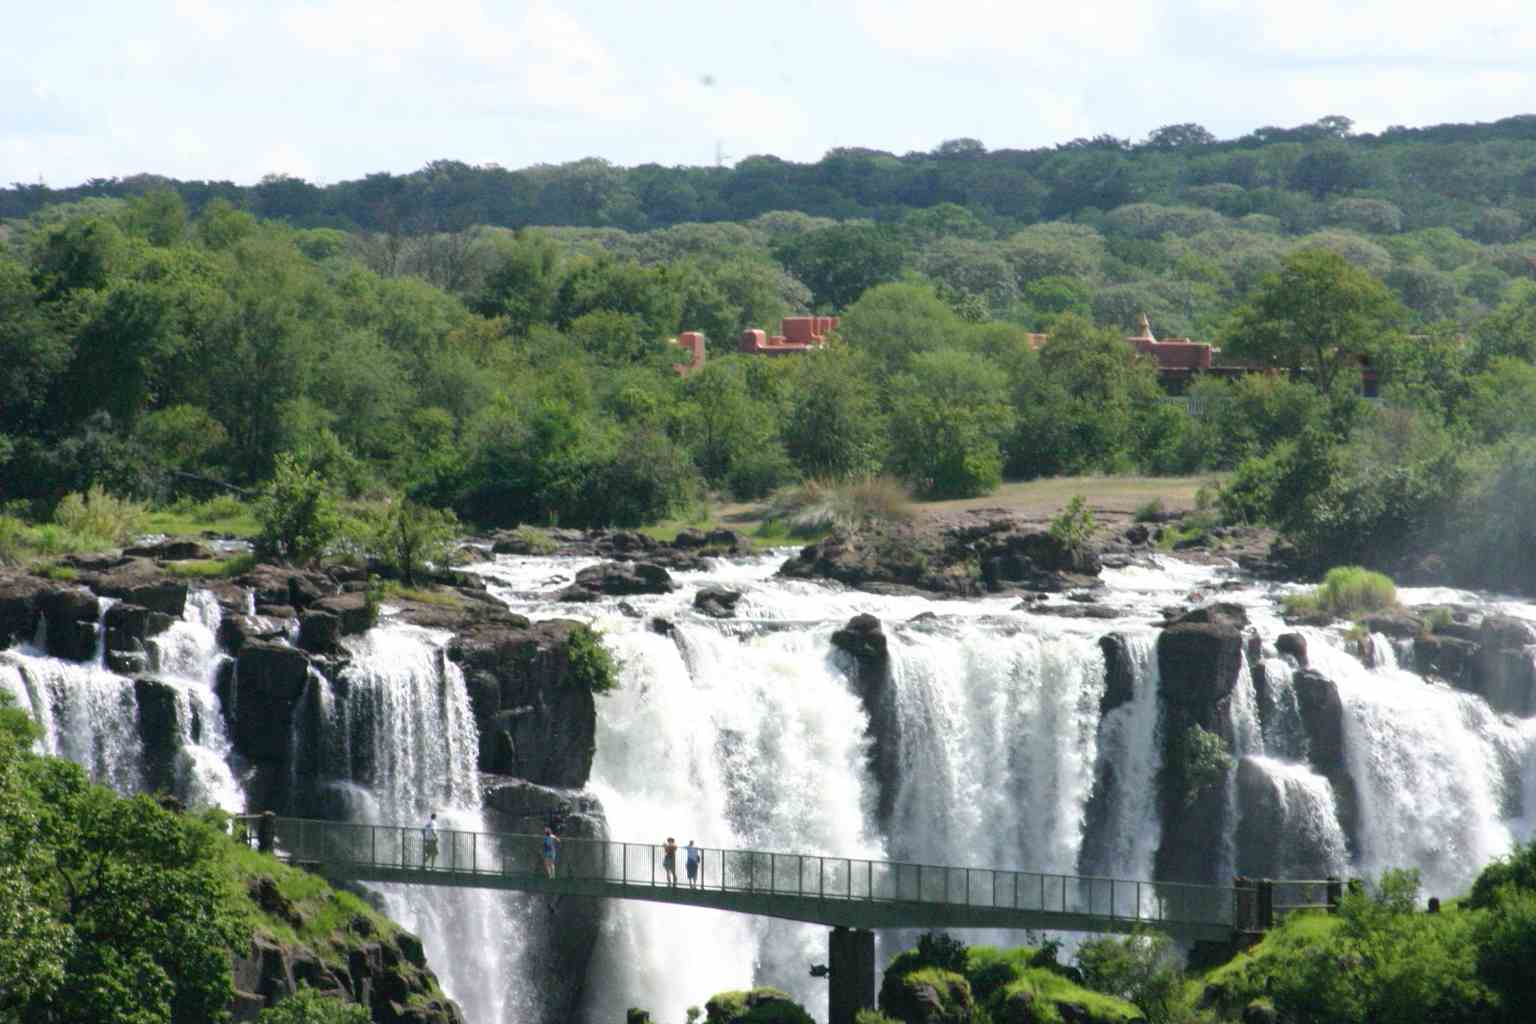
[0,692,251,1024]
[1170,724,1233,806]
[255,987,369,1024]
[704,988,814,1024]
[1284,565,1398,618]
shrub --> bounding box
[566,625,620,694]
[765,476,913,538]
[256,986,369,1024]
[1049,495,1097,554]
[1283,566,1397,618]
[1075,930,1187,1024]
[1171,724,1232,805]
[51,484,147,546]
[370,499,459,587]
[255,453,341,565]
[1133,498,1166,523]
[0,514,25,566]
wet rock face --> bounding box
[1291,668,1359,855]
[36,587,101,662]
[134,677,182,794]
[694,586,743,619]
[832,615,899,825]
[1466,614,1536,717]
[229,640,313,774]
[448,619,596,786]
[1098,634,1136,716]
[1154,604,1248,884]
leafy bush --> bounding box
[0,515,25,566]
[566,625,620,694]
[257,986,370,1024]
[1049,495,1097,554]
[255,452,341,564]
[368,499,460,586]
[51,484,147,546]
[1074,930,1188,1024]
[1171,724,1232,805]
[1283,566,1397,618]
[1133,498,1166,523]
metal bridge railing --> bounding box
[237,815,1242,931]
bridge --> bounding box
[239,815,1324,1024]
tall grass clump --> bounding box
[52,485,148,547]
[1284,565,1397,618]
[764,476,913,538]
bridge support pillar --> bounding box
[829,927,876,1024]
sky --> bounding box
[3,0,1535,188]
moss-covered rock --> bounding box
[704,987,816,1024]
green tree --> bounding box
[256,451,342,564]
[887,348,1013,498]
[369,498,459,586]
[1074,930,1186,1024]
[1225,248,1404,393]
[783,346,886,478]
[471,229,562,333]
[836,282,967,373]
[772,224,905,310]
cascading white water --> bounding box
[149,589,244,811]
[3,648,143,792]
[1084,630,1164,884]
[885,618,1105,877]
[583,616,883,1024]
[1302,633,1524,900]
[317,623,535,1024]
[1236,754,1350,879]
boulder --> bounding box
[124,539,216,561]
[448,620,597,785]
[36,587,101,662]
[1292,668,1359,855]
[832,615,899,826]
[1028,604,1123,620]
[312,592,373,635]
[104,603,175,655]
[1467,614,1536,716]
[0,573,49,647]
[88,558,188,616]
[1276,632,1308,667]
[134,677,182,793]
[1359,611,1424,639]
[297,611,341,654]
[231,641,312,763]
[694,586,743,618]
[1098,634,1137,716]
[1412,633,1476,687]
[559,561,675,600]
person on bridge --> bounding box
[423,814,439,868]
[685,840,700,887]
[662,837,678,885]
[543,827,560,878]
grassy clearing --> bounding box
[1283,566,1398,618]
[918,474,1222,519]
[375,580,465,607]
[164,552,259,579]
[143,494,260,539]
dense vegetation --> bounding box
[0,692,446,1024]
[5,113,1536,590]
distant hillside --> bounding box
[5,114,1536,238]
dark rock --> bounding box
[832,614,887,662]
[1467,615,1536,716]
[1293,668,1359,855]
[448,620,596,786]
[297,611,340,654]
[1168,603,1248,630]
[0,573,49,648]
[36,586,101,661]
[705,528,743,549]
[104,602,174,655]
[1412,634,1476,686]
[694,586,743,618]
[135,677,182,793]
[1028,604,1123,620]
[396,931,426,969]
[1276,633,1308,667]
[256,604,297,620]
[560,561,675,600]
[125,539,216,561]
[617,601,643,618]
[1123,524,1151,546]
[1359,611,1424,639]
[86,558,188,616]
[649,617,674,637]
[673,528,708,549]
[312,592,373,635]
[231,641,312,763]
[832,615,898,826]
[1098,634,1137,716]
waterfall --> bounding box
[583,618,882,1024]
[1234,755,1350,879]
[1080,631,1164,884]
[315,623,534,1024]
[149,589,244,811]
[1304,635,1521,901]
[3,652,143,792]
